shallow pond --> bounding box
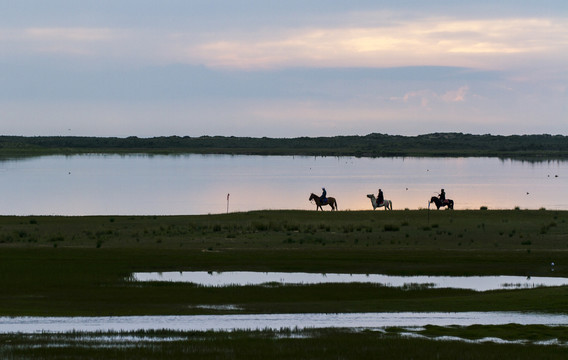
[2,312,567,333]
[130,271,568,292]
[1,154,566,214]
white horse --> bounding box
[367,194,392,210]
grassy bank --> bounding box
[0,210,567,316]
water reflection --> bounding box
[130,271,568,292]
[1,312,567,333]
[0,154,566,215]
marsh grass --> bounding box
[1,210,566,252]
[1,328,567,360]
[1,210,568,357]
[0,210,567,317]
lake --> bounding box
[0,154,566,215]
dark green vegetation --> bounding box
[2,210,567,358]
[1,327,567,360]
[1,210,567,316]
[1,132,568,159]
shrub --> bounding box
[384,224,400,232]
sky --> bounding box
[1,0,567,137]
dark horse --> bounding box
[309,193,338,211]
[430,196,454,209]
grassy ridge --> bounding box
[1,133,568,158]
[0,210,567,316]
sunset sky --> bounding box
[1,1,567,137]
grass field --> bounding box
[1,210,567,358]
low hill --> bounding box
[1,133,567,159]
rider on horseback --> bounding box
[377,189,384,205]
[321,187,327,204]
[439,189,447,205]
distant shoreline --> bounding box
[1,133,567,160]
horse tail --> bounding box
[334,199,338,211]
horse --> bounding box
[309,193,338,211]
[430,196,454,209]
[366,194,392,210]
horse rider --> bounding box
[439,188,446,204]
[377,189,384,205]
[321,187,327,204]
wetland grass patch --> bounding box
[1,328,567,360]
[1,210,567,357]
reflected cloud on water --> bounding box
[0,154,566,214]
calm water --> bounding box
[130,271,568,291]
[0,154,566,215]
[1,312,567,333]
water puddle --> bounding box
[2,312,567,334]
[129,271,568,292]
[398,331,568,347]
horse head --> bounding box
[366,194,375,199]
[430,196,439,204]
[309,193,317,201]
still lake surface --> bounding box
[0,154,566,215]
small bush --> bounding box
[480,206,488,210]
[384,224,400,232]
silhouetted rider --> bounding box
[377,189,384,205]
[439,189,446,204]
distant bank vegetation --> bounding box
[1,133,567,159]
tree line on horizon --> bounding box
[0,133,567,159]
